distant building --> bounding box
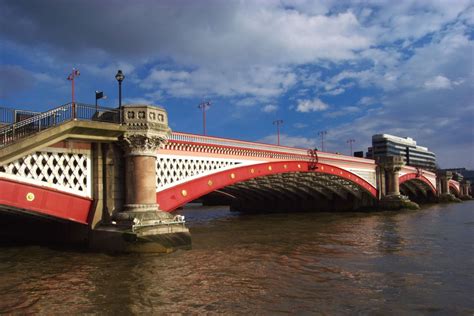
[442,168,474,182]
[366,134,437,171]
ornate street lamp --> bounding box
[273,119,283,146]
[347,138,355,156]
[198,100,211,135]
[318,130,328,151]
[67,68,80,118]
[115,70,125,122]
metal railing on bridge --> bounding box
[169,132,310,156]
[0,103,120,148]
[0,106,39,126]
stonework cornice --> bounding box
[120,133,168,156]
[119,104,172,155]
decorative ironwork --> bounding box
[307,148,319,170]
[416,167,423,178]
[0,149,92,197]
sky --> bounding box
[0,0,473,168]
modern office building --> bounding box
[366,134,437,171]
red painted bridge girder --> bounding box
[399,173,437,195]
[0,177,91,224]
[157,160,378,212]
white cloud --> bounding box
[293,123,308,129]
[262,104,278,113]
[296,98,329,112]
[141,66,297,98]
[358,96,376,106]
[324,88,345,96]
[424,75,452,90]
[324,106,360,118]
[258,134,315,148]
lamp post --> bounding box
[347,139,355,156]
[67,68,80,118]
[273,119,283,145]
[318,130,327,151]
[115,70,125,123]
[198,100,211,135]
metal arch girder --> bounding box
[268,177,318,200]
[221,185,268,201]
[256,173,326,198]
[296,182,337,200]
[300,172,362,199]
[271,172,335,199]
[248,181,300,201]
[281,171,359,200]
[231,181,293,201]
[410,179,432,196]
[400,181,418,196]
[402,180,428,197]
[294,174,348,200]
[235,173,311,201]
[255,178,312,201]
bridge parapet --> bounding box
[157,132,378,192]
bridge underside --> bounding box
[399,179,437,203]
[201,171,376,213]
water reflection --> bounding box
[376,214,406,253]
[0,202,473,314]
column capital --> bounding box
[436,170,453,181]
[376,156,404,172]
[120,104,171,156]
[121,133,167,156]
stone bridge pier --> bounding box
[377,156,419,210]
[436,170,461,203]
[460,180,472,200]
[91,105,190,253]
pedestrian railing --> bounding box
[0,103,120,148]
[0,106,39,125]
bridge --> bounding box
[0,103,471,252]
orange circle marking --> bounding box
[181,190,188,197]
[208,180,213,186]
[26,192,35,202]
[250,168,255,174]
[268,166,272,171]
[297,164,301,168]
[230,173,236,179]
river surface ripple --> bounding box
[0,202,473,314]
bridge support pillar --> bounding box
[460,180,472,200]
[92,105,190,253]
[436,171,460,203]
[377,156,419,210]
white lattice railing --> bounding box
[156,154,259,191]
[0,148,92,197]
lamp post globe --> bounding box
[115,70,125,122]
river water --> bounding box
[0,201,473,314]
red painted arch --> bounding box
[448,180,460,196]
[157,161,377,212]
[399,173,436,194]
[0,177,92,224]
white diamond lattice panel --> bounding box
[156,156,242,190]
[0,150,92,197]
